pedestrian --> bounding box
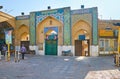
[2,44,7,56]
[20,44,26,59]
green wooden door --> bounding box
[45,39,57,55]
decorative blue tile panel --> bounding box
[29,7,98,46]
[30,12,36,45]
[92,7,98,45]
[35,9,64,26]
[33,7,71,45]
[63,8,71,45]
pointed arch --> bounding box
[74,29,90,40]
[36,16,63,45]
[16,24,29,45]
[20,32,29,41]
[18,24,29,29]
[0,11,15,28]
[72,20,91,45]
[36,16,63,27]
[45,29,57,35]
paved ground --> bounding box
[0,55,120,79]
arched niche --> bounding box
[36,16,63,45]
[16,24,29,45]
[72,20,91,45]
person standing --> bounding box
[20,44,26,59]
[2,44,7,56]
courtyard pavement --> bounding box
[0,54,120,79]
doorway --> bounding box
[44,27,58,55]
[75,40,90,56]
[45,39,58,55]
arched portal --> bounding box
[0,21,14,53]
[16,24,29,53]
[45,29,58,55]
[16,24,29,45]
[36,16,63,55]
[72,20,91,56]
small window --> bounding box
[50,20,52,25]
[105,40,109,51]
[114,40,118,51]
[99,40,104,51]
[105,26,112,30]
[99,40,104,47]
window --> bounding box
[105,40,109,51]
[50,20,52,25]
[99,40,104,51]
[99,39,118,52]
[114,40,118,51]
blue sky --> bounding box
[0,0,120,20]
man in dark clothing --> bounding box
[2,45,7,56]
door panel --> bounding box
[75,40,90,56]
[45,40,57,55]
[75,40,82,56]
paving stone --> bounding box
[85,69,120,79]
[0,55,120,79]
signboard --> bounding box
[99,30,113,37]
[79,35,85,40]
[16,15,30,20]
[5,30,12,44]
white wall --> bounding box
[58,45,74,56]
[90,45,99,56]
[15,46,20,51]
[30,45,99,56]
[29,45,39,55]
[31,45,100,56]
[99,51,117,55]
[34,45,74,56]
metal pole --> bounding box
[7,43,10,61]
[18,51,20,62]
[14,51,17,62]
[0,51,1,60]
[5,51,7,61]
